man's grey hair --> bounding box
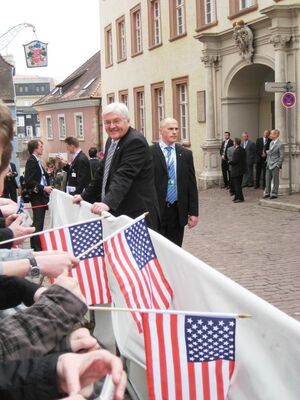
[159,117,178,129]
[271,129,280,136]
[102,102,130,121]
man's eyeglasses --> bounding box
[103,118,124,127]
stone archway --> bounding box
[222,63,275,141]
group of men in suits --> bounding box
[220,129,284,202]
[72,102,199,247]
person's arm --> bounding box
[0,275,40,309]
[278,143,284,168]
[0,282,87,362]
[0,354,60,400]
[187,151,199,218]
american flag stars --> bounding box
[69,220,104,260]
[185,316,235,363]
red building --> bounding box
[34,51,101,160]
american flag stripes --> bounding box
[104,218,173,332]
[40,219,111,305]
[142,313,236,400]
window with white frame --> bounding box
[134,87,145,135]
[153,1,161,45]
[116,16,127,61]
[105,24,113,66]
[74,113,84,139]
[135,10,142,53]
[58,115,66,139]
[46,116,53,139]
[240,0,255,9]
[204,0,216,25]
[179,83,189,142]
[151,82,165,141]
[176,0,185,35]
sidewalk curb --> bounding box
[259,199,300,212]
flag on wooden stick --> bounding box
[40,219,111,305]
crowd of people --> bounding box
[0,100,127,399]
[220,129,284,203]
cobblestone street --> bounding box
[183,187,300,321]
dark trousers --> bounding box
[221,159,230,187]
[3,184,17,202]
[242,162,254,186]
[30,196,47,251]
[256,160,267,188]
[159,203,184,247]
[232,176,244,201]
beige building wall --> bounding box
[100,0,300,191]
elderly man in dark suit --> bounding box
[150,118,199,246]
[241,132,256,187]
[73,102,159,229]
[59,137,91,196]
[229,138,247,203]
[24,140,53,251]
[255,130,271,189]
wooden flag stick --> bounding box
[0,213,111,246]
[88,305,252,319]
[77,212,148,259]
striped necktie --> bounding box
[101,141,117,201]
[165,146,177,204]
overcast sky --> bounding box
[0,0,100,83]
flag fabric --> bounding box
[40,219,111,305]
[142,313,236,400]
[104,218,173,332]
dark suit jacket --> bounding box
[81,127,159,228]
[63,150,91,195]
[150,143,199,227]
[229,146,247,178]
[4,163,18,188]
[256,137,272,162]
[220,139,234,161]
[24,155,50,205]
[243,140,256,164]
[89,158,101,179]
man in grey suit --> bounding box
[241,132,256,187]
[263,129,284,199]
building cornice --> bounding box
[34,98,100,112]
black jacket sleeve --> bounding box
[0,228,13,249]
[0,354,60,400]
[0,276,39,309]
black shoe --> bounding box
[270,195,277,199]
[263,194,270,199]
[254,185,260,189]
[234,199,244,203]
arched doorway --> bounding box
[223,64,275,141]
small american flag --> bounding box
[142,313,236,400]
[104,218,173,332]
[40,219,111,305]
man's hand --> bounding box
[8,214,35,244]
[90,202,110,215]
[1,201,17,217]
[55,271,85,303]
[57,350,127,399]
[36,253,79,277]
[187,215,198,229]
[69,328,99,353]
[0,198,15,206]
[73,195,83,205]
[44,186,53,194]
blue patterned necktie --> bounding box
[165,146,177,204]
[101,141,117,201]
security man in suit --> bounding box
[241,132,256,187]
[24,140,53,251]
[255,130,271,189]
[150,117,199,246]
[263,129,284,199]
[229,138,247,203]
[220,131,234,189]
[59,137,91,196]
[72,102,159,230]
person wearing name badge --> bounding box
[150,117,199,247]
[24,140,52,251]
[59,137,91,196]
